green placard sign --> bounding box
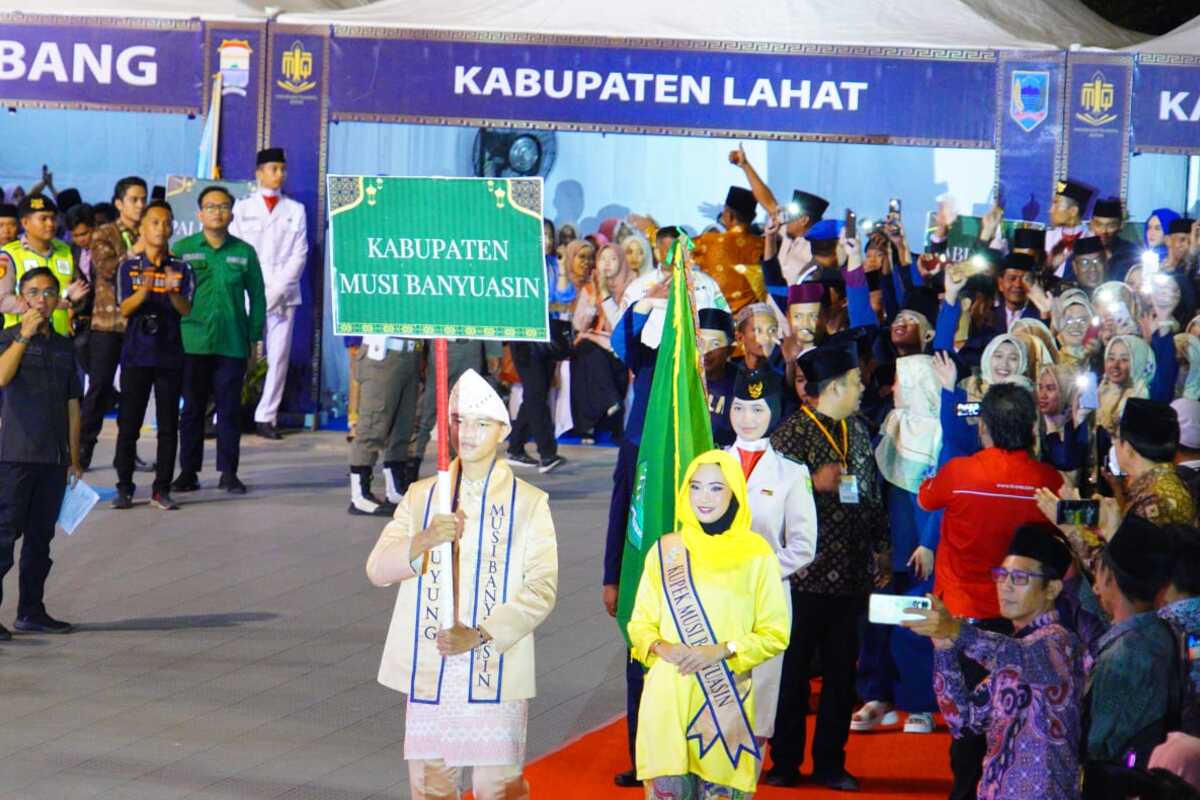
[328,175,547,341]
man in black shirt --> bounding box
[0,267,83,639]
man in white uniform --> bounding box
[229,147,309,439]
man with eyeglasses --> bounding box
[171,186,266,495]
[0,268,84,639]
[904,523,1085,799]
[917,383,1064,799]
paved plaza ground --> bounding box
[0,431,626,799]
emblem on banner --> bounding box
[218,39,252,97]
[1010,70,1049,132]
[277,41,316,95]
[1076,71,1117,127]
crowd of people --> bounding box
[571,148,1200,799]
[6,142,1200,800]
[0,150,302,637]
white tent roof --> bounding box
[1122,13,1200,54]
[0,0,363,22]
[277,0,1146,50]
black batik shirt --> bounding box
[769,404,888,596]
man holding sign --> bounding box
[365,370,558,800]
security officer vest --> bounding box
[2,238,75,336]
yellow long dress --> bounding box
[628,450,790,794]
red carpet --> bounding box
[517,712,953,798]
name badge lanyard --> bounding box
[801,405,848,470]
[801,406,859,503]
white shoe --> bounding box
[850,701,898,731]
[903,712,935,734]
[383,468,405,505]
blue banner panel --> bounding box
[206,23,267,179]
[1063,52,1134,207]
[0,15,203,113]
[1133,56,1200,155]
[995,51,1066,223]
[328,32,997,147]
[266,26,329,420]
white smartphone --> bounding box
[868,593,932,626]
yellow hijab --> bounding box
[675,449,774,569]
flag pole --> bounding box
[434,337,455,629]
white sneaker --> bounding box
[850,701,898,731]
[903,712,935,734]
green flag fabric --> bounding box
[616,238,715,644]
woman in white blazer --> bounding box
[725,366,819,742]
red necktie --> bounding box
[738,448,765,479]
[1060,231,1080,249]
[263,195,280,214]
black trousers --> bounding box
[948,617,1012,800]
[0,462,68,617]
[116,365,182,496]
[508,347,557,460]
[79,330,123,458]
[769,590,865,778]
[626,649,645,770]
[179,354,247,477]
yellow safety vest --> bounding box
[2,238,75,336]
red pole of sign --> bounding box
[434,338,450,474]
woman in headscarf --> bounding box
[934,334,1032,462]
[724,368,817,745]
[856,354,942,736]
[1092,281,1141,348]
[570,242,632,442]
[1177,323,1200,401]
[1146,208,1181,261]
[1010,317,1059,377]
[562,239,594,290]
[622,231,654,277]
[1096,334,1156,434]
[629,449,790,798]
[1052,289,1096,366]
[1037,363,1091,474]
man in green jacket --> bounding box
[171,185,266,494]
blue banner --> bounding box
[267,26,329,420]
[995,51,1066,223]
[1063,52,1134,208]
[328,33,996,147]
[1133,56,1200,154]
[206,23,267,179]
[0,15,203,112]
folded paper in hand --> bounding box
[58,479,100,535]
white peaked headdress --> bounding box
[449,369,511,433]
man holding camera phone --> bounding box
[0,267,84,638]
[112,201,193,511]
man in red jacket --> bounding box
[918,382,1063,799]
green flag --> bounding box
[616,237,715,643]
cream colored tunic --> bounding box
[366,460,558,764]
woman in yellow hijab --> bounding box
[628,449,790,798]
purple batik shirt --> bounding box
[934,611,1085,800]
